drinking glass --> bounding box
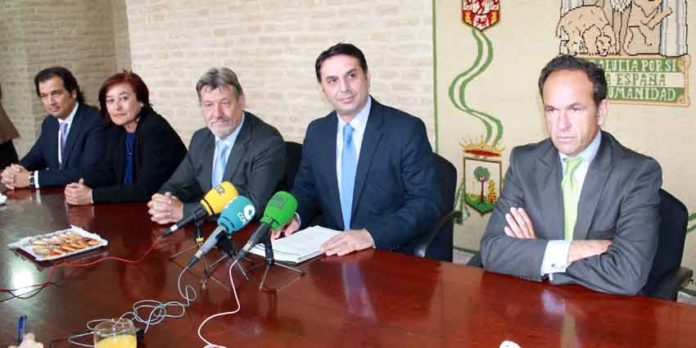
[93,318,137,348]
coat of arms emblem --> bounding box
[462,0,500,31]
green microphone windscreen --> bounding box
[260,191,298,230]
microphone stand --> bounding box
[168,220,250,280]
[205,237,249,280]
[168,219,205,259]
[249,232,304,290]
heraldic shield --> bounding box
[463,156,501,215]
[462,0,500,31]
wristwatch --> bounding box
[28,171,35,188]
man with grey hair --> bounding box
[147,67,285,222]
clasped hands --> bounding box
[504,206,612,263]
[273,218,374,256]
[64,179,93,205]
[147,192,184,224]
[0,164,30,189]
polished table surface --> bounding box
[2,188,696,347]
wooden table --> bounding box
[2,188,696,347]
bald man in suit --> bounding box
[480,55,661,295]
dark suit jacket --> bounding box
[85,107,186,203]
[20,103,106,187]
[159,112,285,217]
[480,131,662,295]
[292,98,442,254]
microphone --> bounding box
[236,191,298,262]
[186,195,256,269]
[162,181,238,237]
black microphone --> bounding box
[236,191,298,262]
[185,195,255,269]
[163,181,237,237]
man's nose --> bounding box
[339,78,350,92]
[557,111,571,130]
[215,103,225,117]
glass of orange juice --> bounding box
[93,318,137,348]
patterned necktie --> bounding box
[340,124,357,230]
[212,142,230,188]
[562,156,583,241]
[59,122,69,160]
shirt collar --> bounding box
[337,96,371,133]
[559,130,602,164]
[59,102,79,126]
[216,112,246,146]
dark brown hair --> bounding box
[98,70,150,119]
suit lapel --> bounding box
[537,144,565,240]
[201,131,216,189]
[114,128,127,182]
[574,133,612,240]
[317,115,342,217]
[351,103,383,217]
[45,118,60,169]
[224,114,251,181]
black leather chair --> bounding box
[643,189,693,301]
[412,153,460,262]
[281,141,303,191]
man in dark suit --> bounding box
[278,43,442,257]
[147,67,285,223]
[480,55,662,295]
[1,67,105,189]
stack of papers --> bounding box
[250,226,341,264]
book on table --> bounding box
[249,225,341,264]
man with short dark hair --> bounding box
[1,67,105,189]
[278,43,443,258]
[480,55,662,295]
[147,67,285,223]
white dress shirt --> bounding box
[335,96,371,188]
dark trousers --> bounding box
[0,140,18,170]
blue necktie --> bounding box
[341,124,357,230]
[59,122,69,161]
[212,142,230,188]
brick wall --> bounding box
[0,2,37,157]
[0,0,118,156]
[124,0,435,147]
[111,0,132,71]
[2,0,433,156]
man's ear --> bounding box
[596,99,608,126]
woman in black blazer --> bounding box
[64,71,186,204]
